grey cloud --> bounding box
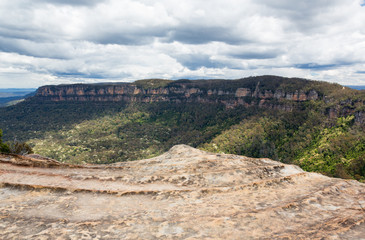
[256,0,333,11]
[293,62,354,71]
[88,27,169,45]
[174,54,228,70]
[0,37,70,59]
[229,50,281,60]
[90,25,247,46]
[294,63,337,70]
[34,0,103,6]
[91,33,153,46]
[256,0,346,32]
[166,26,246,45]
[53,71,104,79]
[0,24,53,42]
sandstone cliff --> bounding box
[28,76,365,122]
[32,77,322,111]
[1,145,364,239]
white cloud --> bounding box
[0,0,365,88]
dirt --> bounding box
[1,145,364,239]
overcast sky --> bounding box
[0,0,365,88]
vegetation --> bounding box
[134,79,173,89]
[297,116,365,181]
[27,103,256,164]
[0,76,364,181]
[201,112,365,182]
[0,129,10,153]
[0,129,33,155]
[0,101,128,141]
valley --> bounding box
[0,76,364,181]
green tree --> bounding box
[0,129,33,155]
[0,129,10,153]
[6,140,34,155]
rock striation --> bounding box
[1,145,364,239]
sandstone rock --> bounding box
[308,90,319,100]
[1,145,364,239]
[34,81,322,108]
[235,88,251,97]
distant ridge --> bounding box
[0,88,36,107]
[346,85,365,90]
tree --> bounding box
[6,140,33,155]
[0,129,10,153]
[0,129,33,155]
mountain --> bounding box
[1,145,364,239]
[0,76,364,181]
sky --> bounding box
[0,0,365,88]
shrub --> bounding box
[6,140,34,155]
[0,129,10,153]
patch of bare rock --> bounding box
[0,145,364,239]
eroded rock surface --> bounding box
[1,145,364,239]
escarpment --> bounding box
[30,76,365,119]
[33,76,323,110]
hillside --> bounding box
[1,145,364,239]
[0,76,364,181]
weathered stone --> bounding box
[235,88,251,97]
[0,145,364,239]
[307,90,319,100]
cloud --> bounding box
[0,37,72,59]
[174,54,228,70]
[294,63,347,71]
[167,26,245,45]
[35,0,103,6]
[0,0,365,88]
[229,50,281,60]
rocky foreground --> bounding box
[0,145,364,239]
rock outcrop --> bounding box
[1,145,364,239]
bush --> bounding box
[0,129,33,155]
[0,129,10,153]
[6,140,34,155]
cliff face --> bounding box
[33,78,320,111]
[30,76,365,120]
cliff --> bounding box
[1,145,364,239]
[32,76,323,110]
